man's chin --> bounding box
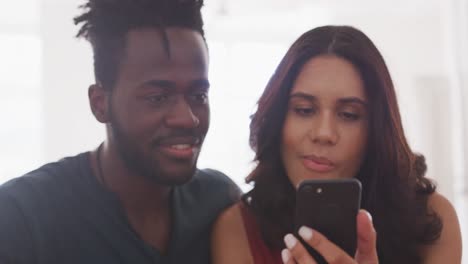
[151,167,197,186]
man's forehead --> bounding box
[125,28,206,58]
[116,27,208,86]
[121,27,208,72]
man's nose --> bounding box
[164,96,200,129]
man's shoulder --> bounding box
[190,168,242,199]
[171,169,242,254]
[175,168,242,214]
[0,152,89,203]
[194,168,238,187]
[0,154,88,264]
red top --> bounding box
[239,203,283,264]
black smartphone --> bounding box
[294,178,362,263]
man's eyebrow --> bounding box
[138,80,176,90]
[190,79,210,89]
[137,79,211,90]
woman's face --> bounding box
[281,55,369,188]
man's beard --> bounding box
[108,112,199,186]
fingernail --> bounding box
[284,234,297,249]
[360,209,373,222]
[281,248,291,263]
[365,211,373,222]
[299,226,313,240]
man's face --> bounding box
[108,27,210,185]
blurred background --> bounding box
[1,0,467,261]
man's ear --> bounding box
[88,84,110,123]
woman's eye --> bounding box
[339,112,360,121]
[294,107,316,116]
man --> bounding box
[0,0,240,263]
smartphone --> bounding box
[294,178,362,263]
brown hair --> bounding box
[245,25,441,263]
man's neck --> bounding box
[89,143,173,253]
[92,143,172,213]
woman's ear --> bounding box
[88,84,110,123]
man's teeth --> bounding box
[170,144,192,150]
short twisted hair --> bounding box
[74,0,205,90]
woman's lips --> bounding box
[301,155,335,173]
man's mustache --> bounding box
[151,129,202,146]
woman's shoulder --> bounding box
[420,192,462,263]
[213,202,246,236]
[216,202,243,223]
[427,192,456,214]
[427,192,460,232]
[211,202,253,264]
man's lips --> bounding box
[154,136,201,159]
[301,155,335,173]
[159,144,199,159]
[155,136,201,146]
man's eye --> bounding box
[191,92,208,104]
[147,94,169,103]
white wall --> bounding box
[41,0,102,162]
[0,0,43,180]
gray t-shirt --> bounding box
[0,152,240,263]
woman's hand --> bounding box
[282,210,378,264]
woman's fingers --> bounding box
[281,248,297,264]
[355,210,378,263]
[284,210,379,264]
[284,228,355,264]
[283,234,316,264]
[297,226,355,263]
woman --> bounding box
[211,26,462,264]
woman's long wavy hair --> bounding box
[244,25,442,264]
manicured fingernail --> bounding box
[360,209,372,222]
[284,234,297,249]
[365,211,373,222]
[299,226,313,240]
[281,248,291,263]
